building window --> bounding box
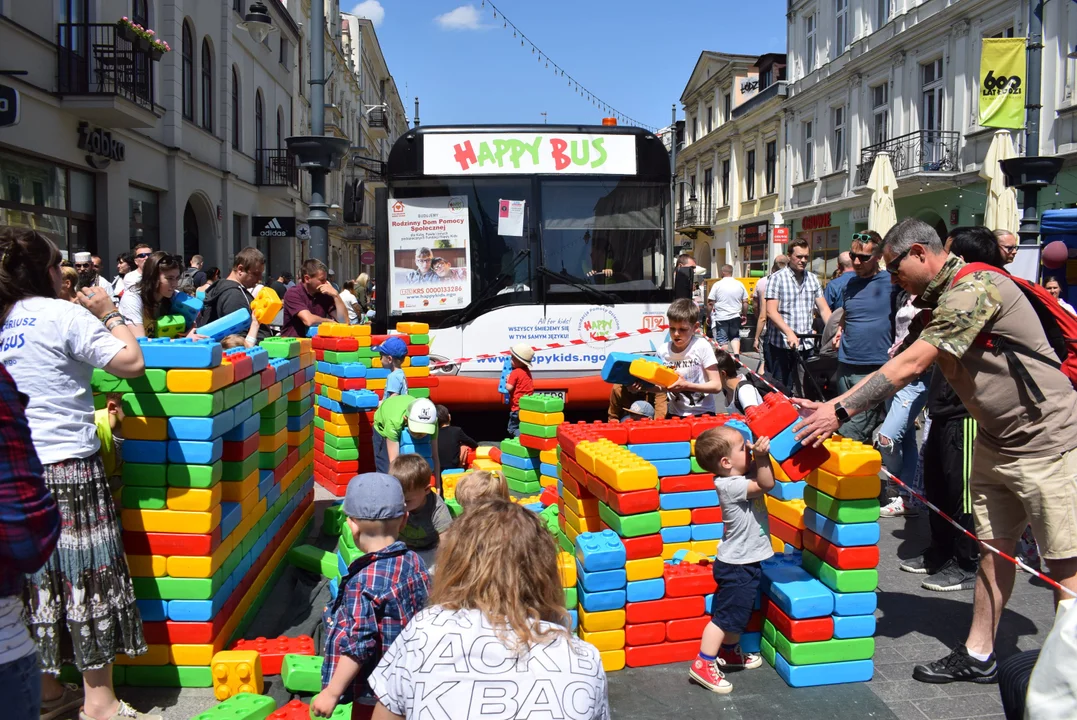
[181,22,194,121]
[921,58,944,132]
[689,174,696,206]
[200,39,213,132]
[877,0,891,29]
[255,90,265,149]
[832,106,845,169]
[723,92,731,122]
[690,116,697,143]
[133,0,149,26]
[745,150,756,200]
[276,108,283,149]
[805,14,817,73]
[765,140,777,194]
[721,159,730,205]
[835,0,848,54]
[872,83,889,144]
[130,185,160,252]
[279,37,291,70]
[233,0,244,13]
[988,27,1016,38]
[706,106,713,133]
[761,67,773,88]
[803,121,814,179]
[231,67,240,149]
[703,167,713,209]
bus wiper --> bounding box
[446,248,531,326]
[536,265,621,304]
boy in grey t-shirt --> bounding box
[688,426,775,695]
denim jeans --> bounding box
[876,371,929,495]
[765,344,814,397]
[835,363,886,443]
[506,410,520,438]
[0,652,41,720]
[372,430,390,473]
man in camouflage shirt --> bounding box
[793,218,1077,686]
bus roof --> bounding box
[385,124,671,182]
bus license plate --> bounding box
[543,390,568,401]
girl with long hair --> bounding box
[59,265,80,302]
[0,228,156,720]
[117,250,182,337]
[369,500,610,720]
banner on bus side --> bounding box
[387,195,472,314]
[422,132,637,175]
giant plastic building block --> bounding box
[230,635,315,676]
[762,620,875,665]
[600,352,645,386]
[760,563,834,619]
[250,287,282,324]
[519,393,565,413]
[170,291,204,327]
[156,314,186,339]
[575,529,627,572]
[138,338,223,369]
[210,649,263,700]
[802,508,880,547]
[819,438,882,476]
[804,485,881,524]
[189,693,276,720]
[198,308,253,342]
[762,639,874,687]
[628,358,679,387]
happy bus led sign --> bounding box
[422,133,637,176]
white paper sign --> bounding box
[497,199,525,237]
[422,132,637,175]
[387,196,471,314]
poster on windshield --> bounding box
[388,196,471,314]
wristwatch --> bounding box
[834,403,851,423]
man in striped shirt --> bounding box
[764,238,831,394]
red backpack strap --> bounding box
[951,262,1007,286]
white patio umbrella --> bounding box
[867,151,898,238]
[980,130,1019,235]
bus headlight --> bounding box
[429,356,458,376]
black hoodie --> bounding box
[201,279,270,341]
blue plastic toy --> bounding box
[170,291,204,327]
[196,308,251,341]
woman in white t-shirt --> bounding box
[370,500,610,720]
[118,251,183,337]
[339,281,361,325]
[0,229,157,720]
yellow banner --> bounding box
[979,38,1026,129]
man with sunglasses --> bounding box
[73,251,116,303]
[123,243,154,293]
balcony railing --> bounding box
[676,203,715,228]
[857,130,962,185]
[255,148,299,189]
[57,23,155,110]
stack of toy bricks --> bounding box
[92,337,315,688]
[517,392,564,453]
[574,529,628,672]
[497,438,543,495]
[369,321,436,400]
[557,550,579,631]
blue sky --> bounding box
[349,0,788,131]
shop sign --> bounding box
[849,205,869,223]
[360,251,375,265]
[802,212,832,231]
[0,84,19,127]
[738,221,770,246]
[253,216,296,238]
[422,132,637,175]
[772,226,790,244]
[77,121,125,169]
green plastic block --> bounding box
[259,445,288,469]
[409,333,430,345]
[313,416,326,430]
[598,502,661,538]
[446,498,462,517]
[336,522,362,566]
[322,433,358,451]
[132,574,218,601]
[557,528,573,554]
[167,461,223,488]
[280,375,295,396]
[519,393,565,413]
[299,436,314,458]
[288,544,340,578]
[122,392,223,418]
[222,454,259,481]
[502,465,540,483]
[251,389,270,415]
[124,665,212,688]
[356,357,375,368]
[356,347,378,358]
[155,314,186,339]
[506,477,541,494]
[324,444,359,462]
[519,421,558,439]
[94,393,106,410]
[189,692,276,719]
[564,587,577,609]
[804,486,881,524]
[122,463,167,487]
[763,620,875,665]
[801,549,879,593]
[222,542,242,579]
[222,382,246,411]
[322,504,344,536]
[261,396,288,418]
[281,654,324,693]
[540,504,559,534]
[499,437,541,459]
[761,636,777,667]
[407,388,431,399]
[92,368,167,393]
[691,457,706,474]
[287,396,313,415]
[261,337,301,358]
[241,375,260,400]
[121,486,166,509]
[259,411,288,436]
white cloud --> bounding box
[350,0,385,26]
[435,4,487,30]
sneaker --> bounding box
[688,657,733,694]
[899,553,944,575]
[922,561,977,592]
[880,496,917,518]
[41,682,84,720]
[912,644,998,684]
[718,644,763,670]
[79,701,163,720]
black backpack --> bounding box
[731,372,787,414]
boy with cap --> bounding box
[371,396,441,478]
[505,343,535,438]
[374,336,409,399]
[313,473,430,720]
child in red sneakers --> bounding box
[689,425,775,693]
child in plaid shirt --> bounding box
[313,473,430,720]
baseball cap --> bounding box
[373,336,408,359]
[343,472,406,520]
[622,400,655,420]
[406,398,438,435]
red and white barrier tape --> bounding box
[428,325,670,369]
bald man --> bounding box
[824,251,855,311]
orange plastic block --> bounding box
[764,495,806,530]
[557,552,577,588]
[628,358,680,387]
[126,554,166,577]
[121,416,167,441]
[625,640,698,667]
[562,485,599,519]
[625,557,664,582]
[395,321,428,334]
[625,596,706,624]
[167,364,234,393]
[258,428,288,454]
[210,650,264,700]
[663,563,717,598]
[221,470,259,503]
[402,366,430,378]
[251,286,283,325]
[625,622,665,646]
[579,608,626,633]
[806,467,882,500]
[666,616,710,642]
[820,437,882,477]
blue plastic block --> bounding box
[803,508,880,547]
[399,445,433,461]
[740,631,762,653]
[228,346,267,374]
[220,501,242,541]
[575,561,627,592]
[768,480,807,501]
[577,586,626,612]
[626,578,665,603]
[137,599,167,622]
[231,398,253,426]
[170,291,204,326]
[652,458,692,477]
[306,326,319,338]
[400,428,432,446]
[258,472,276,500]
[365,367,390,380]
[832,614,876,639]
[575,529,627,572]
[568,609,578,631]
[768,423,803,463]
[660,526,692,544]
[761,550,803,569]
[761,564,834,619]
[410,355,430,367]
[197,308,252,341]
[122,439,167,463]
[333,363,365,379]
[138,337,223,369]
[167,439,223,465]
[600,352,645,386]
[315,395,343,413]
[442,468,465,477]
[770,649,874,687]
[223,414,261,443]
[539,462,559,478]
[691,522,725,541]
[316,361,338,376]
[287,408,315,432]
[783,543,797,555]
[659,489,719,510]
[500,453,540,471]
[339,390,378,410]
[627,441,692,461]
[725,418,753,443]
[168,411,234,441]
[832,590,878,617]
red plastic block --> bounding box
[122,527,221,556]
[540,485,559,507]
[666,616,710,642]
[143,618,223,645]
[223,353,253,381]
[663,564,718,598]
[231,635,316,676]
[520,434,557,451]
[625,622,665,646]
[316,456,359,474]
[488,447,503,465]
[625,640,699,667]
[260,365,277,389]
[745,394,799,440]
[368,335,389,346]
[626,596,706,624]
[605,488,660,516]
[625,418,691,443]
[779,442,831,481]
[408,344,429,356]
[407,376,439,388]
[746,608,764,633]
[578,472,608,505]
[691,507,723,525]
[688,414,728,438]
[769,514,803,549]
[660,474,715,493]
[762,597,834,643]
[223,433,259,462]
[268,700,311,720]
[337,378,367,391]
[314,474,348,497]
[622,534,664,561]
[557,422,629,458]
[802,529,879,570]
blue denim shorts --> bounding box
[709,560,762,635]
[713,318,742,345]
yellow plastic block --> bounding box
[126,554,166,577]
[771,458,792,482]
[764,496,806,530]
[820,437,882,477]
[625,556,664,582]
[258,428,288,454]
[115,644,169,666]
[475,446,494,459]
[562,486,599,519]
[324,387,343,403]
[395,321,429,334]
[171,643,219,667]
[662,542,693,560]
[287,382,313,401]
[806,467,882,500]
[317,322,351,337]
[557,552,577,588]
[540,448,559,465]
[574,440,599,474]
[314,372,338,388]
[579,608,626,633]
[121,507,221,534]
[250,286,282,325]
[593,453,658,493]
[266,382,281,405]
[770,534,785,552]
[629,357,680,388]
[540,474,558,488]
[167,364,235,393]
[371,357,413,369]
[402,366,430,378]
[691,539,719,557]
[563,504,600,535]
[121,416,167,441]
[579,629,625,652]
[472,459,501,472]
[678,551,709,565]
[221,470,259,503]
[366,379,387,391]
[287,427,312,447]
[210,650,264,701]
[166,484,223,512]
[442,474,459,501]
[659,509,691,527]
[564,521,579,545]
[518,409,565,426]
[166,541,231,578]
[328,412,361,428]
[601,649,626,672]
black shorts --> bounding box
[709,559,762,635]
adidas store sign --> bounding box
[253,216,296,238]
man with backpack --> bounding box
[200,248,268,342]
[183,254,207,289]
[794,218,1077,686]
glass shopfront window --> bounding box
[129,185,160,250]
[807,226,841,280]
[0,153,73,253]
[738,221,770,278]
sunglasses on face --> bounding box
[850,252,875,263]
[852,233,873,242]
[889,247,912,270]
[135,252,152,259]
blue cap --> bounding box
[373,336,408,359]
[343,473,406,520]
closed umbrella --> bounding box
[980,130,1019,235]
[867,151,898,238]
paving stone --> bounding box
[912,692,1004,720]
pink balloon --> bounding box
[1042,240,1068,269]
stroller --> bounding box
[791,329,839,402]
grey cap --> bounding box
[343,472,406,520]
[624,400,655,419]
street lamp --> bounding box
[237,2,278,44]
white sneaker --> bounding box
[880,496,917,518]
